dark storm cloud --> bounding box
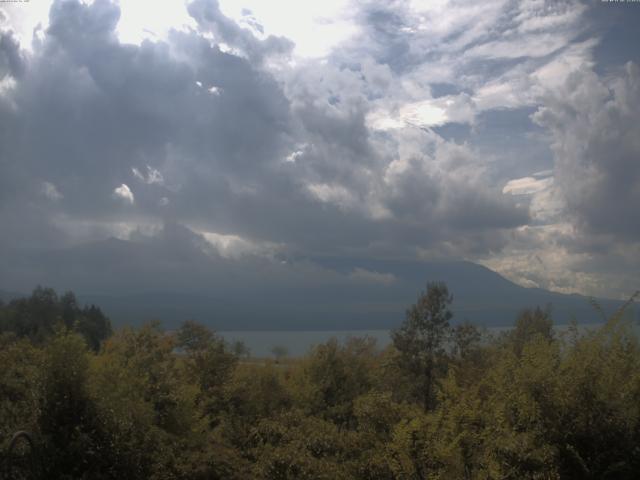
[2,0,530,257]
[323,0,640,297]
[533,62,640,240]
[356,3,412,73]
[10,0,627,302]
[187,0,294,62]
[1,0,294,244]
[0,29,25,78]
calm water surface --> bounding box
[219,324,617,358]
[219,330,392,358]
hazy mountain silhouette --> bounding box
[0,236,632,330]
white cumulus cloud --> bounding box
[113,184,135,204]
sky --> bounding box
[0,0,639,301]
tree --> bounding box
[392,282,453,411]
[510,306,553,356]
[451,321,482,360]
[295,337,376,427]
[6,286,59,341]
[0,287,112,350]
[271,345,289,363]
[176,320,238,424]
[0,334,41,466]
[176,320,215,352]
[38,331,101,478]
[232,340,250,359]
[91,322,205,479]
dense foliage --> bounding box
[0,287,111,351]
[1,285,639,479]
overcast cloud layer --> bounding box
[0,0,639,299]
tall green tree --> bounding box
[392,282,453,411]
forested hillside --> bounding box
[1,285,639,479]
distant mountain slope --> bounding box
[0,236,633,330]
[309,256,629,327]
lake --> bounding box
[219,329,393,358]
[219,323,631,358]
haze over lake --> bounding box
[219,323,634,358]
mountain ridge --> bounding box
[0,236,633,330]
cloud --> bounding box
[532,62,640,239]
[218,0,357,58]
[132,166,164,185]
[187,0,294,62]
[503,175,553,196]
[481,61,640,297]
[0,29,26,80]
[41,181,63,201]
[0,0,637,301]
[200,230,283,259]
[349,267,396,285]
[113,184,135,204]
[306,183,358,212]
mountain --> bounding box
[79,259,628,330]
[0,236,633,331]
